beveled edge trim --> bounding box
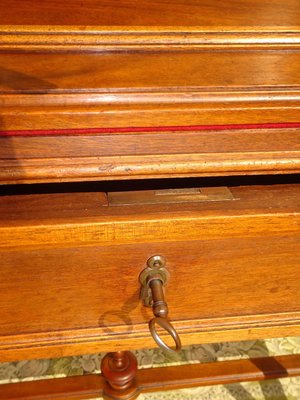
[0,151,300,185]
[2,25,300,32]
[1,311,300,362]
[2,87,300,104]
[1,27,300,51]
[1,93,300,132]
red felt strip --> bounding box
[1,122,300,137]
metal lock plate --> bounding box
[108,187,234,206]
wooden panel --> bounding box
[0,184,299,361]
[1,46,299,184]
[1,236,299,335]
[1,129,300,158]
[1,51,300,93]
[1,128,300,184]
[1,0,299,28]
[0,51,299,136]
[1,185,299,248]
[1,0,300,51]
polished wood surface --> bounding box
[1,51,299,130]
[1,0,299,27]
[1,1,299,184]
[1,184,299,247]
[0,184,299,361]
[2,51,300,93]
[1,51,300,133]
[101,351,138,399]
[1,354,300,399]
[1,49,299,183]
[1,0,299,52]
[1,2,300,396]
[1,128,300,184]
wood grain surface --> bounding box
[1,0,299,27]
[1,49,299,183]
[1,2,300,396]
[0,184,299,361]
[1,51,299,132]
[1,5,300,183]
[1,128,300,184]
[1,0,300,369]
[2,51,300,93]
[1,0,300,52]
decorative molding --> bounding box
[1,29,300,52]
[1,312,300,362]
[0,152,300,185]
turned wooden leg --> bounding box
[101,351,139,400]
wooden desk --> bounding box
[0,1,300,398]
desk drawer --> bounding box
[0,184,299,361]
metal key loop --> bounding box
[139,255,181,353]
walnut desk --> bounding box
[0,1,300,398]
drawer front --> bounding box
[1,128,300,184]
[0,184,299,361]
